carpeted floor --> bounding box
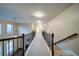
[12,48,23,56]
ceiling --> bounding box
[0,3,73,23]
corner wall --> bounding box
[0,17,19,56]
[47,4,79,55]
[0,17,18,39]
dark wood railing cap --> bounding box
[54,33,78,44]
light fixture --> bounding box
[36,20,42,24]
[33,11,44,18]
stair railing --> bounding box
[0,31,35,56]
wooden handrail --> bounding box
[54,33,78,44]
[0,36,22,41]
[42,31,78,56]
[0,31,35,42]
[0,31,35,56]
[0,34,24,56]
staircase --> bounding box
[42,31,78,56]
[54,45,77,56]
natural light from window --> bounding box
[7,40,13,55]
[18,26,32,35]
[7,24,13,34]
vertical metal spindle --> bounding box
[8,40,10,56]
[2,41,4,56]
[52,33,54,56]
[17,38,18,56]
[13,39,14,55]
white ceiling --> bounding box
[0,3,73,23]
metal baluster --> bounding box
[17,38,18,56]
[8,40,10,56]
[13,39,14,55]
[2,41,4,56]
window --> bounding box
[7,24,13,34]
[0,24,2,35]
[18,26,32,35]
[7,40,13,55]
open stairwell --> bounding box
[54,45,77,56]
[42,31,78,56]
[0,29,78,56]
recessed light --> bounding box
[33,11,44,18]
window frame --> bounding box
[7,24,13,34]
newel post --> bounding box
[22,33,24,56]
[52,33,54,56]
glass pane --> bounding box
[7,24,13,34]
[18,26,32,35]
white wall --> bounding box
[0,17,19,56]
[18,23,36,51]
[18,23,36,35]
[47,4,79,55]
[0,17,36,56]
[0,17,18,39]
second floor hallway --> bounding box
[0,3,79,56]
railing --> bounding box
[54,33,78,44]
[42,31,78,56]
[0,34,24,56]
[0,31,35,56]
[42,31,54,56]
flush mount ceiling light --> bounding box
[36,20,42,24]
[33,11,44,18]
